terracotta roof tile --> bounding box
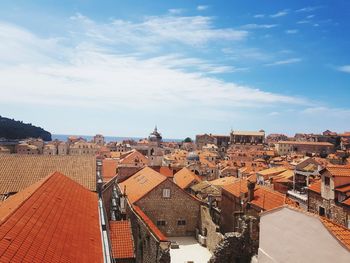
[119,150,148,166]
[159,167,174,178]
[118,167,167,204]
[132,205,167,242]
[209,176,238,187]
[250,187,286,211]
[0,172,103,262]
[109,220,134,259]
[320,217,350,250]
[102,159,117,181]
[173,168,202,189]
[0,155,96,192]
[326,166,350,177]
[308,180,321,194]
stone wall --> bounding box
[127,205,170,263]
[135,179,201,237]
[200,205,224,252]
[308,190,350,227]
[117,166,142,183]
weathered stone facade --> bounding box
[308,190,350,227]
[209,216,258,263]
[127,205,170,263]
[200,205,224,252]
[135,179,201,236]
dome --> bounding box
[187,151,199,161]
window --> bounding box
[324,177,330,186]
[319,206,325,217]
[163,188,171,198]
[157,220,166,226]
[177,220,186,226]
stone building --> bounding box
[57,141,68,155]
[15,142,39,154]
[275,141,334,156]
[93,134,105,146]
[230,130,265,145]
[118,167,201,237]
[196,134,216,149]
[43,144,57,155]
[307,166,350,228]
[69,141,99,155]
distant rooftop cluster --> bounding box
[0,127,350,262]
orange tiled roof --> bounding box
[209,176,238,187]
[0,172,103,262]
[308,180,321,194]
[159,167,174,178]
[119,150,148,166]
[342,198,350,206]
[320,217,350,250]
[222,179,249,197]
[174,168,202,189]
[336,184,350,193]
[110,220,135,259]
[326,166,350,177]
[250,187,286,211]
[118,167,167,204]
[132,205,168,242]
[0,155,96,192]
[102,159,117,181]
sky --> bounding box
[0,0,349,139]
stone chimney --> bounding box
[247,180,255,202]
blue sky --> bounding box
[0,0,349,138]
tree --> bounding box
[183,137,192,143]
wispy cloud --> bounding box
[285,29,298,34]
[254,14,265,18]
[197,5,209,11]
[337,65,350,73]
[297,20,310,24]
[70,13,248,49]
[265,58,302,66]
[296,6,323,13]
[270,10,288,18]
[0,20,308,114]
[168,8,185,15]
[241,24,278,29]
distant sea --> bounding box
[52,134,182,143]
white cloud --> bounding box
[241,24,278,29]
[297,20,311,24]
[265,58,302,66]
[302,107,350,118]
[254,14,265,18]
[0,20,308,113]
[168,8,185,15]
[337,65,350,73]
[270,10,288,18]
[197,5,209,11]
[296,6,323,13]
[70,13,248,48]
[285,29,299,34]
[306,15,315,19]
[268,112,280,116]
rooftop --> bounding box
[277,141,333,146]
[0,155,96,193]
[0,172,103,262]
[174,168,202,189]
[109,220,135,260]
[118,167,167,204]
[308,180,321,194]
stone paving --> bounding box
[169,236,212,263]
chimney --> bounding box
[247,180,255,202]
